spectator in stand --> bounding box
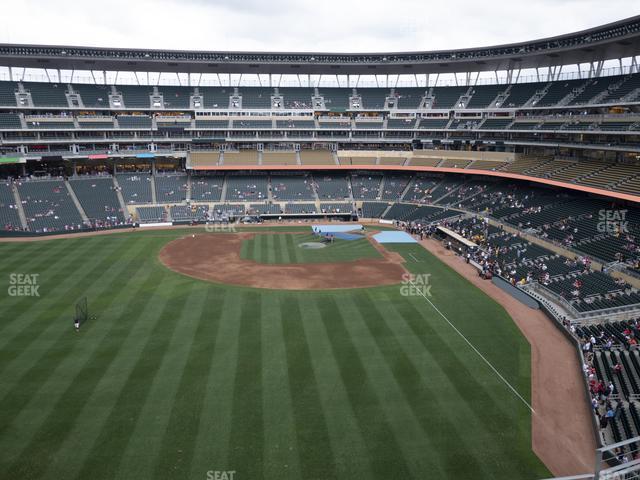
[613,362,623,375]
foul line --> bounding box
[409,253,421,262]
[409,280,535,414]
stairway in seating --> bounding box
[621,88,640,103]
[377,175,386,199]
[185,173,192,202]
[432,179,468,204]
[346,174,355,202]
[11,182,28,230]
[65,180,90,225]
[524,83,551,107]
[379,204,393,219]
[593,76,629,104]
[557,80,591,106]
[150,174,158,204]
[219,173,228,202]
[111,175,129,219]
[490,85,511,108]
[398,174,416,201]
[309,173,321,209]
[266,175,274,202]
[453,182,487,205]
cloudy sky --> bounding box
[1,0,638,53]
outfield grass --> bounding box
[240,233,381,264]
[0,230,550,479]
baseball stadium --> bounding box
[1,7,640,480]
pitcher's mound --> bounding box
[298,242,326,249]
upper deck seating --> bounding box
[24,82,68,107]
[116,85,152,108]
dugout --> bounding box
[435,226,478,255]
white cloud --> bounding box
[0,0,637,53]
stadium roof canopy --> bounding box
[0,16,639,75]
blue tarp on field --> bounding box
[332,232,364,240]
[312,224,363,234]
[373,231,418,244]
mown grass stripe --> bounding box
[350,291,487,478]
[278,233,291,264]
[0,240,159,478]
[70,271,185,480]
[295,296,372,479]
[228,291,264,478]
[152,287,226,480]
[272,233,283,264]
[0,240,69,280]
[382,290,538,478]
[315,296,414,479]
[286,233,300,263]
[259,293,301,480]
[252,232,261,261]
[239,236,248,259]
[114,281,206,480]
[189,291,243,476]
[0,241,118,341]
[37,266,181,480]
[0,238,147,389]
[0,238,111,332]
[241,233,381,264]
[0,238,125,325]
[279,294,336,480]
